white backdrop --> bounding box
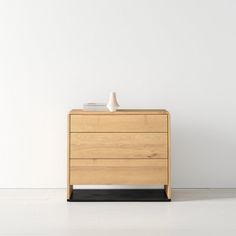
[0,0,235,188]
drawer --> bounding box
[70,133,167,159]
[70,159,168,185]
[70,114,167,132]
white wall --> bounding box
[0,0,235,188]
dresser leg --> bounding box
[67,185,73,200]
[164,185,171,200]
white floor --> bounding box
[0,189,235,236]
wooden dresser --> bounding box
[67,109,171,201]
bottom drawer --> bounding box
[70,159,168,185]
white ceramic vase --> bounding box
[107,92,120,112]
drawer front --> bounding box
[70,159,168,185]
[70,133,167,159]
[70,114,167,132]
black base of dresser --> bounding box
[67,189,171,202]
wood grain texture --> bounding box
[164,112,171,199]
[70,133,168,159]
[67,114,72,199]
[70,109,168,115]
[70,159,168,185]
[70,114,167,132]
[70,158,166,167]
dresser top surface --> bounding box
[69,109,169,115]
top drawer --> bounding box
[70,115,167,132]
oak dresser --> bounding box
[67,109,171,201]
